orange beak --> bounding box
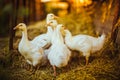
[54,15,59,19]
[63,26,66,29]
[45,24,49,27]
[45,23,51,27]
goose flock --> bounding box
[14,13,106,76]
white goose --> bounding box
[32,26,53,49]
[14,23,48,67]
[29,13,58,49]
[46,13,58,29]
[46,20,58,30]
[30,14,58,49]
[64,29,106,65]
[48,24,71,76]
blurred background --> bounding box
[1,0,119,50]
[0,0,120,80]
[0,0,120,56]
[1,0,118,36]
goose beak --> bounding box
[13,25,19,30]
[54,15,59,19]
[45,23,50,27]
[63,26,66,29]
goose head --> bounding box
[56,24,65,36]
[47,13,58,20]
[14,23,27,31]
[46,20,58,29]
[46,13,58,23]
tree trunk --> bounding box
[9,0,18,50]
[111,0,120,42]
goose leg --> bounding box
[53,65,56,76]
[25,60,30,71]
[27,64,31,71]
[26,60,34,71]
[85,55,89,66]
[35,65,40,71]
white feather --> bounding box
[15,23,48,66]
[48,24,71,68]
[64,29,106,64]
[32,26,53,48]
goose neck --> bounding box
[21,29,28,43]
[52,28,64,44]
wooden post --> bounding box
[9,0,18,50]
[29,0,34,22]
[111,0,120,42]
[116,27,120,44]
[32,0,35,21]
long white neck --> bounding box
[18,27,31,57]
[46,18,51,24]
[64,30,74,49]
[65,30,72,43]
[46,26,53,36]
[46,26,53,42]
[20,29,29,44]
[52,27,64,44]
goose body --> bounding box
[64,29,106,65]
[14,23,48,66]
[46,13,58,29]
[31,26,53,48]
[48,24,71,76]
[32,13,58,49]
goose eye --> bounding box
[51,15,53,17]
[50,21,53,23]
